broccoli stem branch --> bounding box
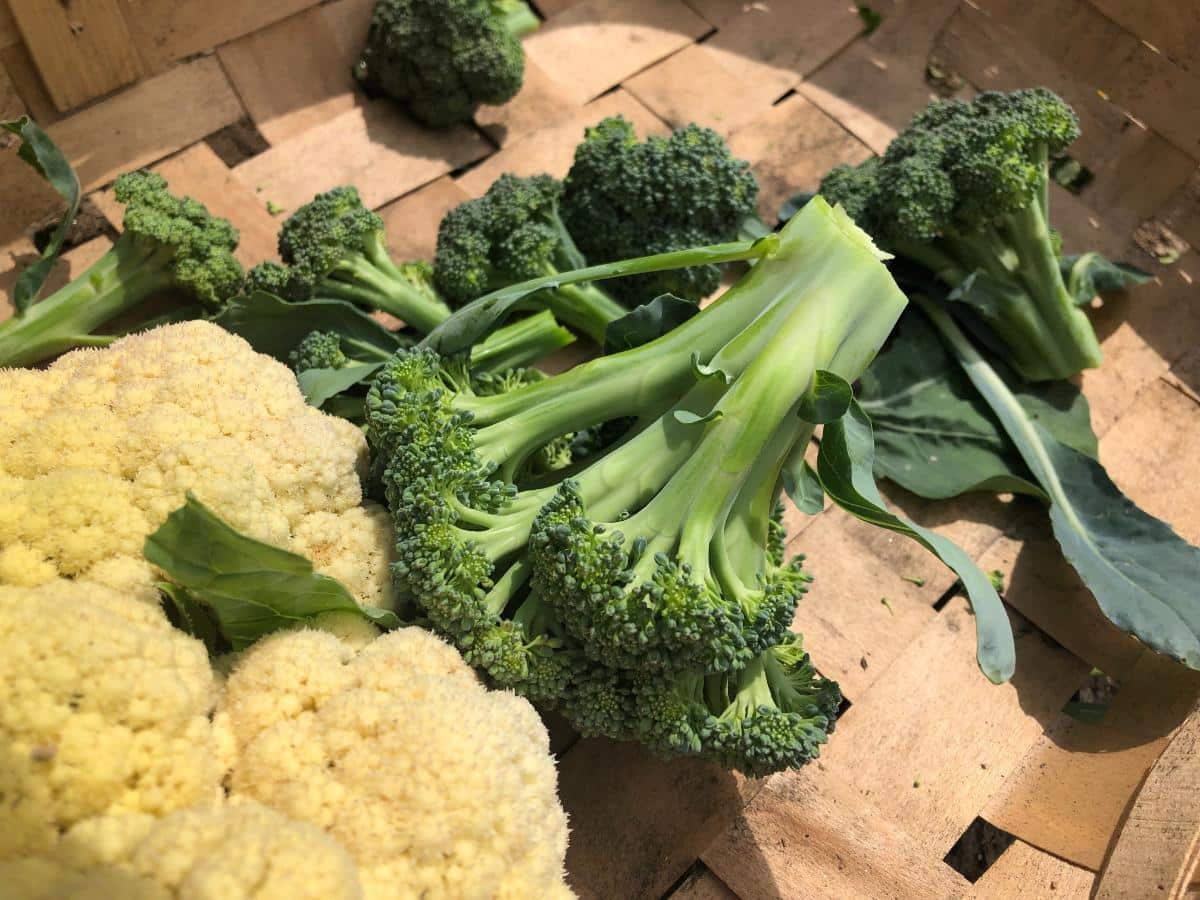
[0,235,175,368]
[470,310,575,373]
[541,281,629,344]
[328,253,452,333]
[496,0,540,39]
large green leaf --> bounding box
[859,311,1097,499]
[296,361,384,408]
[2,117,81,313]
[603,293,697,354]
[213,291,406,362]
[817,395,1016,683]
[145,494,398,650]
[916,297,1200,670]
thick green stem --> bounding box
[0,237,174,368]
[497,0,540,39]
[330,254,452,333]
[541,282,628,344]
[470,310,574,374]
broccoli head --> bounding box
[367,196,907,773]
[356,0,540,127]
[561,116,760,305]
[818,88,1094,381]
[0,169,242,368]
[289,330,350,372]
[267,186,452,333]
[433,173,627,342]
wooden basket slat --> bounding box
[1,0,1199,895]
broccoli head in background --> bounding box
[562,116,760,305]
[818,88,1094,381]
[356,0,540,127]
[433,173,627,342]
[260,186,452,333]
[0,170,242,368]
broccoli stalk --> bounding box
[819,88,1097,381]
[0,171,242,368]
[257,186,452,334]
[356,0,539,127]
[367,196,904,773]
[434,174,628,343]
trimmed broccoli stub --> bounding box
[819,88,1096,381]
[433,174,628,343]
[271,186,453,333]
[0,170,243,369]
[356,0,540,127]
[561,117,759,305]
[367,196,904,773]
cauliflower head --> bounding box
[0,321,392,610]
[0,580,221,859]
[0,801,363,899]
[219,627,574,900]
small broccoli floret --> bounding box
[356,0,540,127]
[0,170,243,368]
[818,88,1094,381]
[561,117,759,305]
[290,330,350,372]
[368,196,904,773]
[273,186,452,333]
[433,173,628,342]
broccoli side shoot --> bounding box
[0,170,243,368]
[562,116,759,305]
[433,173,628,343]
[819,88,1096,381]
[355,0,540,127]
[367,196,906,774]
[266,186,452,333]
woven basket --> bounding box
[2,0,1198,897]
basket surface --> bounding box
[1,0,1198,897]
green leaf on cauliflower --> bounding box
[146,493,399,650]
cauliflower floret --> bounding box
[0,321,391,610]
[0,580,221,858]
[0,802,363,899]
[220,628,572,900]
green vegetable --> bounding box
[367,197,1008,775]
[145,494,399,651]
[0,169,243,368]
[817,88,1101,381]
[561,116,760,305]
[355,0,539,127]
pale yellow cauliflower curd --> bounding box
[219,627,575,900]
[0,580,221,859]
[0,801,363,899]
[0,320,393,610]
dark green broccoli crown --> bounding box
[289,330,348,372]
[561,117,759,304]
[530,482,798,675]
[433,174,568,304]
[112,170,243,306]
[243,260,305,299]
[821,88,1080,243]
[278,186,385,292]
[356,0,529,127]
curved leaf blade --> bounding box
[1060,252,1153,307]
[817,398,1016,683]
[603,293,698,353]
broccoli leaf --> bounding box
[603,293,697,353]
[158,582,229,656]
[859,310,1098,499]
[915,296,1200,671]
[145,493,399,651]
[1059,252,1153,307]
[297,361,384,408]
[423,237,779,355]
[798,369,853,423]
[780,445,825,515]
[213,291,406,362]
[816,391,1016,683]
[2,117,81,313]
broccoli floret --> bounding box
[561,117,760,305]
[433,174,628,342]
[355,0,540,127]
[818,88,1095,381]
[271,186,452,333]
[0,170,243,368]
[289,330,349,371]
[367,196,904,773]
